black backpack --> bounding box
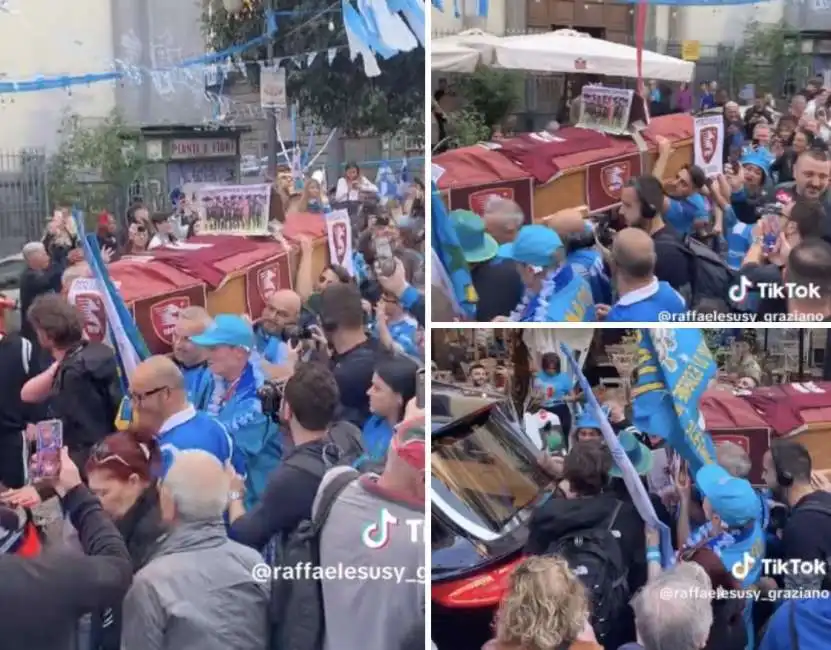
[655,230,737,310]
[268,468,359,650]
[546,501,629,646]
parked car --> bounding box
[0,252,24,333]
[431,382,551,650]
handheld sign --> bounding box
[694,115,725,177]
[325,209,354,275]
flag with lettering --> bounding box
[632,328,717,474]
[562,343,673,567]
[431,181,477,318]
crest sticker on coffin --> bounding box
[601,162,630,199]
[150,296,190,346]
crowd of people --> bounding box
[434,79,831,324]
[440,332,831,650]
[0,164,427,649]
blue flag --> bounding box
[74,210,150,398]
[431,181,477,318]
[562,343,673,567]
[632,328,717,474]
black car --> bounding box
[431,382,552,650]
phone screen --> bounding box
[416,369,425,410]
[33,419,63,481]
[375,236,393,259]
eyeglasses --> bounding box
[129,385,170,405]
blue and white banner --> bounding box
[562,343,673,567]
[632,328,717,475]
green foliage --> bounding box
[455,67,523,131]
[730,20,808,96]
[47,110,145,216]
[444,108,491,148]
[202,0,424,137]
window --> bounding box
[432,403,551,535]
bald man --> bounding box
[172,306,214,409]
[255,289,301,362]
[129,355,244,477]
[603,228,685,322]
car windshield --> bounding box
[432,403,551,535]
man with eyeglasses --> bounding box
[129,355,245,483]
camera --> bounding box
[257,379,285,422]
[279,323,316,347]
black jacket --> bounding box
[0,485,133,650]
[89,486,166,650]
[49,341,122,450]
[19,262,65,342]
[525,492,638,649]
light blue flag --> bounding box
[475,0,488,16]
[632,328,717,475]
[74,211,150,397]
[562,343,674,567]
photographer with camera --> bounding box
[227,362,354,550]
[253,289,304,380]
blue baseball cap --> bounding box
[498,225,563,268]
[695,463,758,528]
[190,314,255,351]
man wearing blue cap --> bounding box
[683,463,765,649]
[497,224,595,322]
[191,314,281,508]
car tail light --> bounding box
[431,555,525,608]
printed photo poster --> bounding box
[694,115,725,177]
[194,183,272,236]
[578,87,634,135]
[326,209,354,276]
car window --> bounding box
[0,258,25,291]
[432,404,550,534]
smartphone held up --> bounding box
[31,419,63,481]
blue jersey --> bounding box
[517,265,595,322]
[158,408,244,477]
[666,194,710,235]
[178,362,214,411]
[725,207,753,271]
[567,248,612,306]
[357,414,395,468]
[385,314,420,358]
[606,280,685,322]
[534,371,572,408]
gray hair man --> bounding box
[121,450,269,650]
[631,563,714,650]
[483,196,525,245]
[19,241,64,343]
[717,441,752,479]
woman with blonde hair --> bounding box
[484,556,602,650]
[297,177,327,213]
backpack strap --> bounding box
[606,500,624,531]
[284,452,328,480]
[795,503,831,519]
[312,469,359,535]
[789,600,800,650]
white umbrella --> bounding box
[494,29,694,83]
[431,41,481,73]
[433,28,504,66]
